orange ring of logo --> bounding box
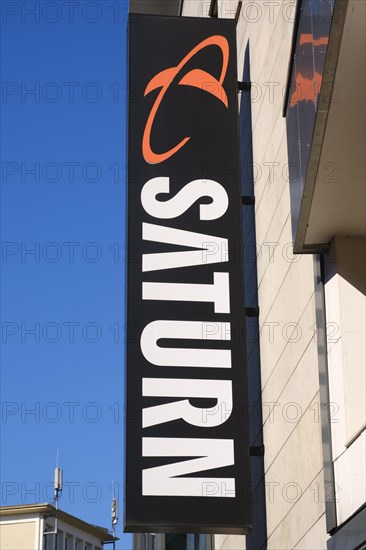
[142,35,230,165]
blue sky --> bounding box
[1,1,130,547]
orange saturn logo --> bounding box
[142,35,229,165]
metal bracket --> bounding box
[245,307,260,317]
[235,0,243,23]
[241,195,255,206]
[238,81,251,93]
[250,445,265,457]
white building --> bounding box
[129,0,366,548]
[0,503,117,550]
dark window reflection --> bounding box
[286,0,334,241]
[165,534,211,550]
[165,533,187,550]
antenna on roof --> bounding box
[44,451,63,550]
[111,481,118,550]
[54,449,63,501]
[54,450,63,550]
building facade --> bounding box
[129,0,365,549]
[0,504,116,550]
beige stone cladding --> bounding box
[181,2,326,548]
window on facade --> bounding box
[65,534,74,550]
[44,525,55,550]
[165,534,187,550]
[208,0,218,18]
[187,534,212,550]
[57,529,64,550]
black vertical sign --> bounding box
[125,14,251,534]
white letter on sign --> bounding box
[142,378,233,427]
[142,223,228,272]
[142,272,230,313]
[141,177,228,220]
[140,320,231,368]
[142,437,235,497]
